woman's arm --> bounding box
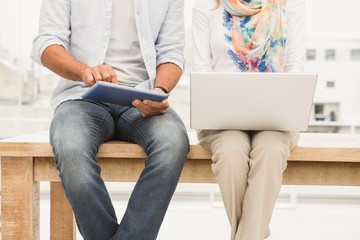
[192,4,213,72]
[285,0,306,73]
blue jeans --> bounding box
[50,100,189,240]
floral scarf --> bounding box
[223,0,287,72]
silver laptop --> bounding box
[190,72,317,131]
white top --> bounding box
[104,0,149,87]
[192,0,305,73]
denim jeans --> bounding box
[50,100,189,240]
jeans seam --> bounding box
[120,114,148,150]
[96,111,113,143]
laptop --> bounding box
[190,72,317,131]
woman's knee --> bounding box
[250,134,290,172]
[209,131,251,174]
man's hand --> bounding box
[81,64,117,86]
[41,45,118,86]
[132,88,169,117]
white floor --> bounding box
[38,183,360,240]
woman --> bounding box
[192,0,305,239]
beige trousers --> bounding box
[197,130,299,240]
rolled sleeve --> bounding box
[155,0,186,72]
[30,0,71,65]
[31,36,68,65]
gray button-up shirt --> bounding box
[31,0,185,109]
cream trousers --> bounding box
[197,130,299,240]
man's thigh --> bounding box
[50,100,116,146]
[113,107,188,148]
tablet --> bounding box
[81,81,169,107]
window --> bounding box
[325,49,336,60]
[351,49,360,60]
[326,81,335,88]
[306,49,316,60]
[315,104,324,114]
[314,104,325,121]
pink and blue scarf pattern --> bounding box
[223,0,287,72]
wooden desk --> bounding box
[1,132,360,239]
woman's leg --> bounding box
[236,131,299,240]
[197,129,251,240]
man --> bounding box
[31,0,189,239]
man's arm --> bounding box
[153,62,182,94]
[132,0,185,117]
[41,44,117,86]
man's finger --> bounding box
[133,99,168,117]
[109,69,118,83]
[143,99,169,109]
[91,68,102,82]
[82,71,96,86]
[100,72,111,82]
